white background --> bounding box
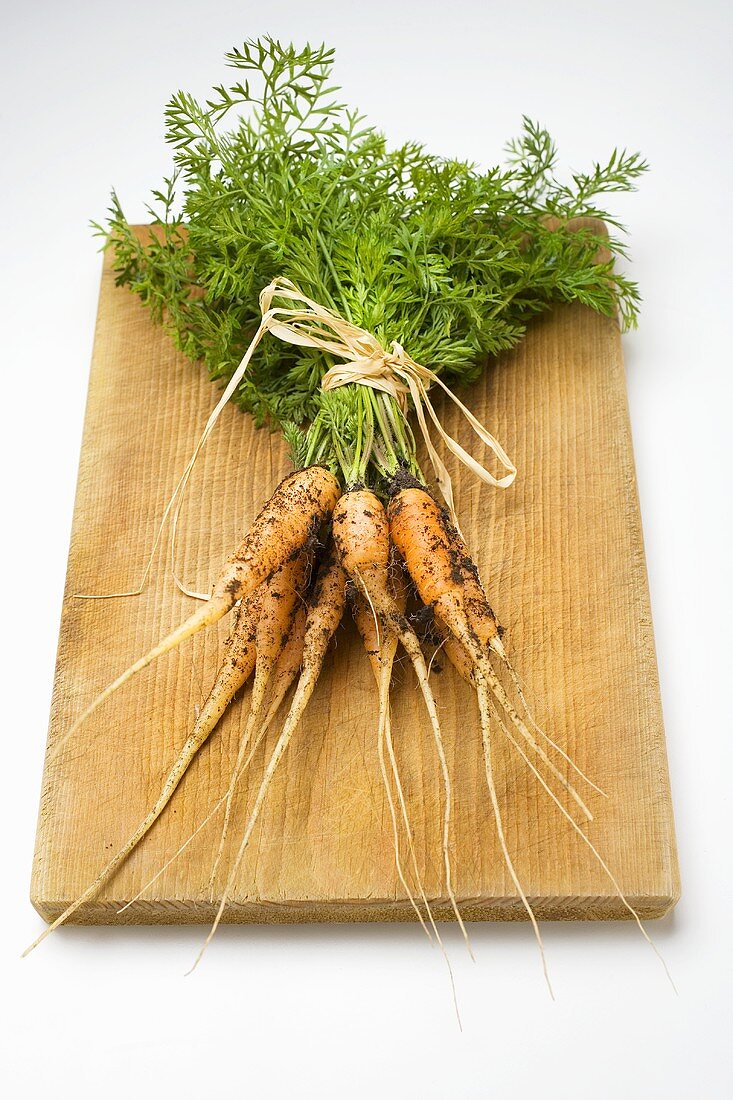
[2,1,731,1095]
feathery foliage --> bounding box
[96,37,646,486]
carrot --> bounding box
[23,584,264,955]
[388,486,480,646]
[51,466,339,761]
[387,482,558,986]
[387,483,509,649]
[115,611,310,917]
[332,489,469,948]
[391,487,601,811]
[209,547,312,888]
[189,547,347,969]
[388,483,679,992]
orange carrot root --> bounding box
[388,484,557,983]
[23,587,263,955]
[242,605,308,768]
[189,549,347,970]
[389,485,599,816]
[209,548,313,889]
[389,483,675,989]
[50,466,339,762]
[117,614,308,918]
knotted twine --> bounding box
[91,275,516,602]
[239,277,515,527]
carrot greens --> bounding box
[97,37,646,488]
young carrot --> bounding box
[332,489,469,945]
[190,548,347,969]
[51,466,339,760]
[393,483,676,987]
[389,482,620,992]
[114,608,310,918]
[23,584,264,955]
[209,547,313,887]
[386,483,555,982]
[387,486,479,648]
[390,486,600,810]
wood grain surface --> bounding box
[31,234,680,924]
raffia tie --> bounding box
[80,277,514,604]
[204,276,516,529]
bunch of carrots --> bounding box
[26,38,669,988]
[31,463,609,971]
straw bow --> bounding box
[183,276,516,538]
[258,278,516,520]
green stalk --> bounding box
[370,390,400,473]
[356,388,375,483]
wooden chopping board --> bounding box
[31,232,680,925]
